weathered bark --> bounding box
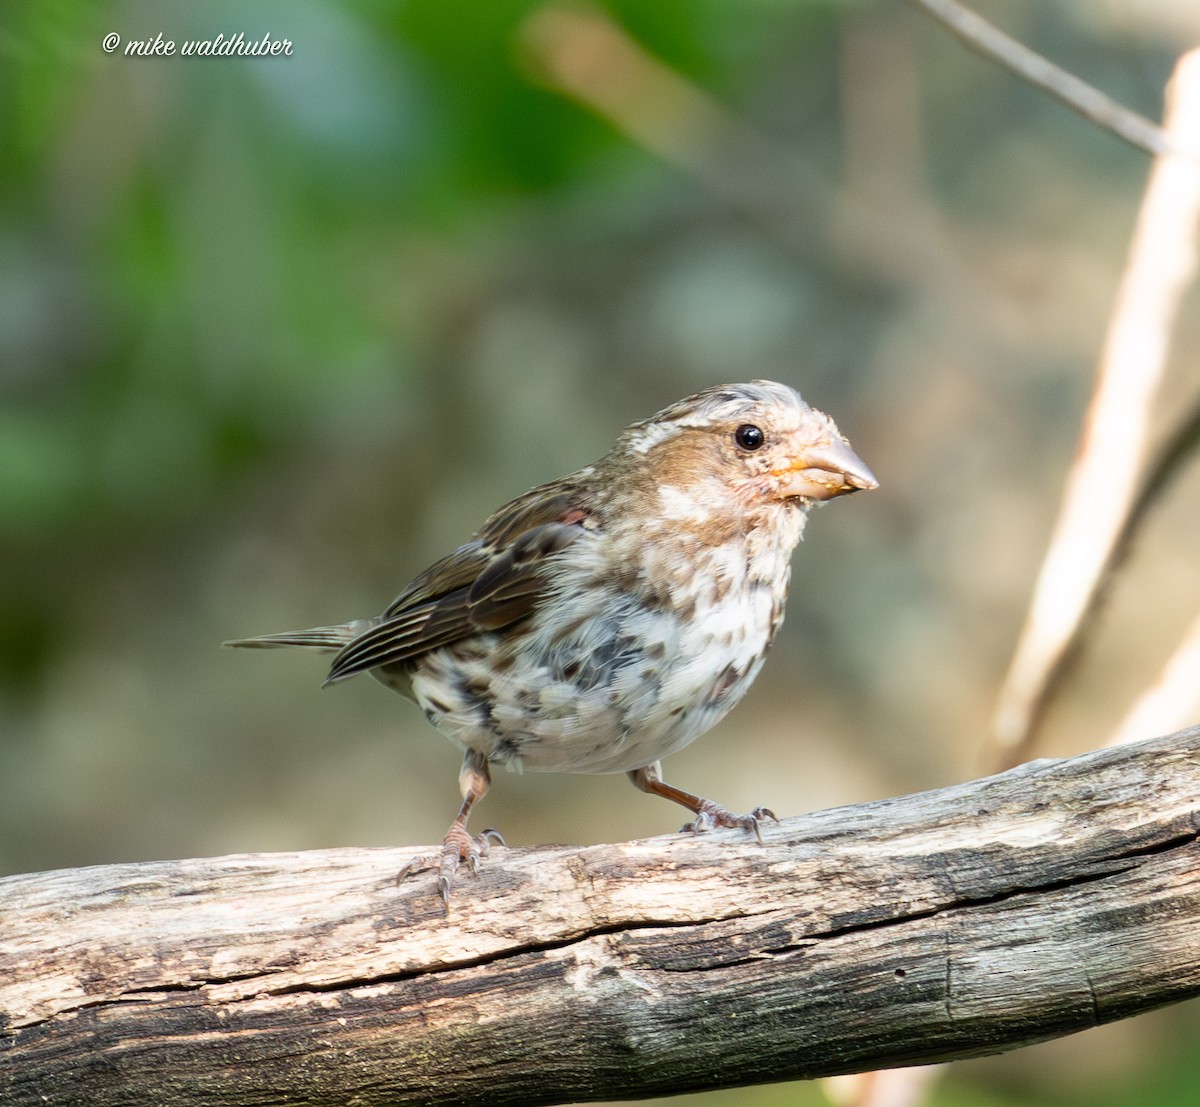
[3,727,1200,1106]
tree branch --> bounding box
[902,0,1182,159]
[3,727,1200,1106]
[987,49,1200,767]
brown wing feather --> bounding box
[324,593,474,682]
[480,487,578,548]
[465,521,581,630]
[325,480,592,684]
[382,542,488,616]
[382,485,582,615]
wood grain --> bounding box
[3,727,1200,1106]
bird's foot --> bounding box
[399,825,506,910]
[681,802,777,845]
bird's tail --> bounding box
[223,621,370,654]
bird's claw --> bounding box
[398,826,506,911]
[681,802,777,845]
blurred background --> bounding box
[3,1,1200,1104]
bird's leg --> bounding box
[399,750,504,909]
[628,762,777,845]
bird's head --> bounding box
[616,381,877,524]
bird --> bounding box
[226,380,877,907]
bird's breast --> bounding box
[408,523,799,775]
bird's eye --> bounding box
[734,424,765,451]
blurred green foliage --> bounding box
[3,1,1200,1104]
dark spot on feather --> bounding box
[610,563,671,612]
[458,678,492,725]
[707,663,744,704]
[494,736,523,762]
[639,582,673,612]
[590,637,618,669]
[640,670,662,704]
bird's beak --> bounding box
[777,437,879,502]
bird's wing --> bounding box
[324,484,589,683]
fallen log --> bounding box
[3,726,1199,1106]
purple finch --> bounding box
[228,381,877,905]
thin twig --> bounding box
[1107,609,1200,747]
[902,0,1182,159]
[1114,392,1200,573]
[1100,396,1200,747]
[987,50,1200,769]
